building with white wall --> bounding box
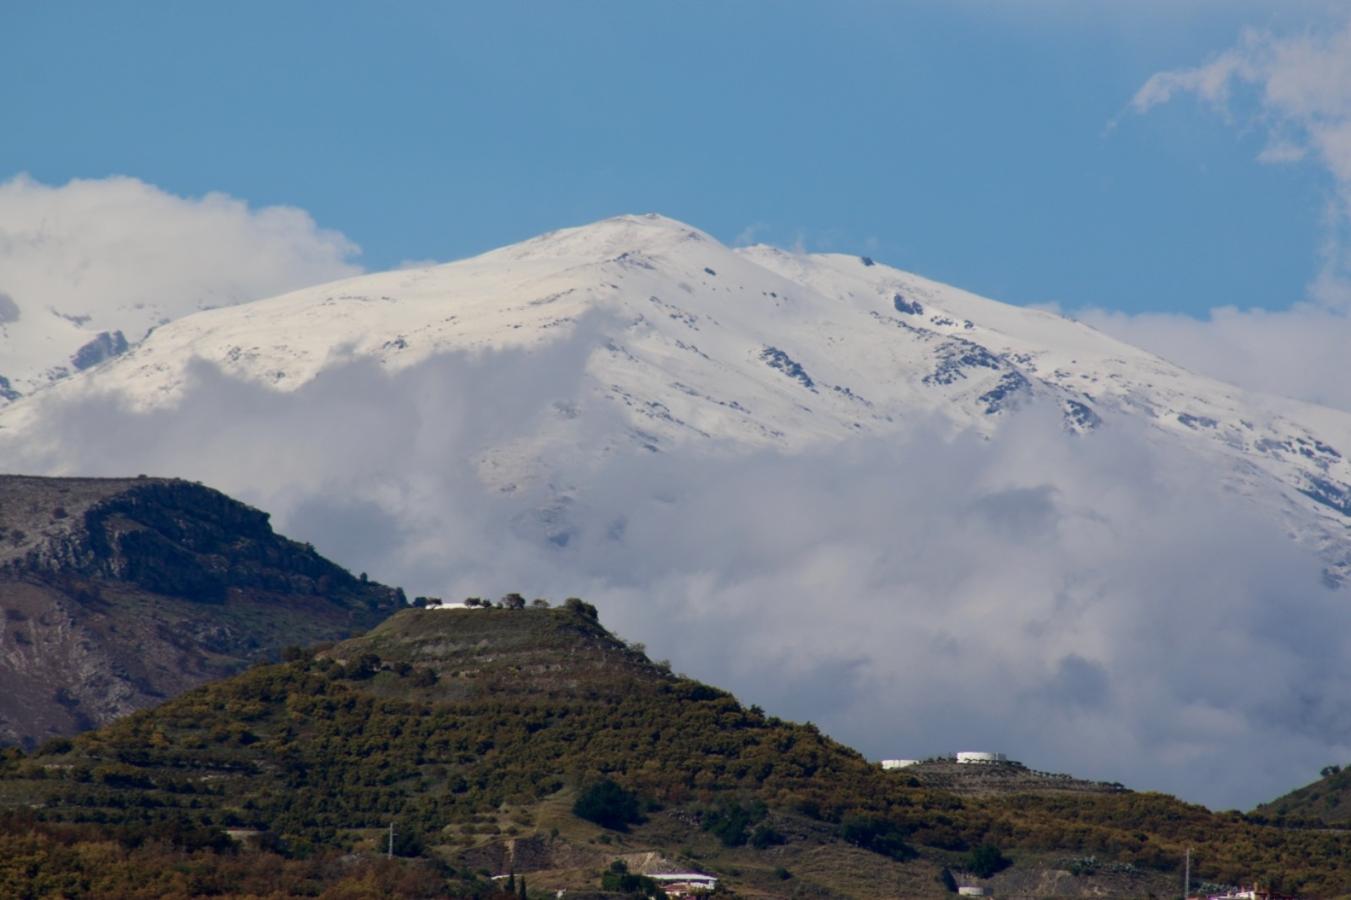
[881,759,919,770]
[956,751,1007,764]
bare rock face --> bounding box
[69,330,129,371]
[0,475,402,747]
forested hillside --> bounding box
[1,603,1347,898]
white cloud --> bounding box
[6,338,1347,811]
[733,222,768,247]
[1098,16,1351,413]
[0,174,361,394]
[1130,18,1351,308]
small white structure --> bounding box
[881,759,919,770]
[648,872,718,893]
[957,887,988,897]
[956,751,1007,764]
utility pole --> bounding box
[388,822,394,859]
[1183,847,1191,899]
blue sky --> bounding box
[2,1,1346,316]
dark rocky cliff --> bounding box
[0,475,402,746]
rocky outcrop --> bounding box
[70,330,129,371]
[0,475,403,746]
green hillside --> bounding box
[1,603,1348,898]
[1254,763,1351,826]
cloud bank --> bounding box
[1073,303,1351,413]
[0,175,361,391]
[6,335,1348,812]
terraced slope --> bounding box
[1,605,1347,897]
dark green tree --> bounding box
[572,779,643,830]
[563,597,598,620]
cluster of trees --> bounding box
[0,813,482,898]
[700,798,783,848]
[408,594,600,618]
[838,814,916,861]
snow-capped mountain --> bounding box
[4,213,1350,579]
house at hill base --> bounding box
[1194,886,1299,900]
[648,872,718,895]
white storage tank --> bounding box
[880,759,919,770]
[955,751,1007,764]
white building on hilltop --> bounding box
[881,759,919,770]
[956,751,1007,764]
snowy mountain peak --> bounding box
[2,213,1350,580]
[494,212,717,260]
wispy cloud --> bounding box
[1129,17,1351,308]
[1094,16,1351,413]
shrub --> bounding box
[965,844,1012,878]
[750,824,785,849]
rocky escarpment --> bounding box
[1,476,389,604]
[0,475,403,746]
